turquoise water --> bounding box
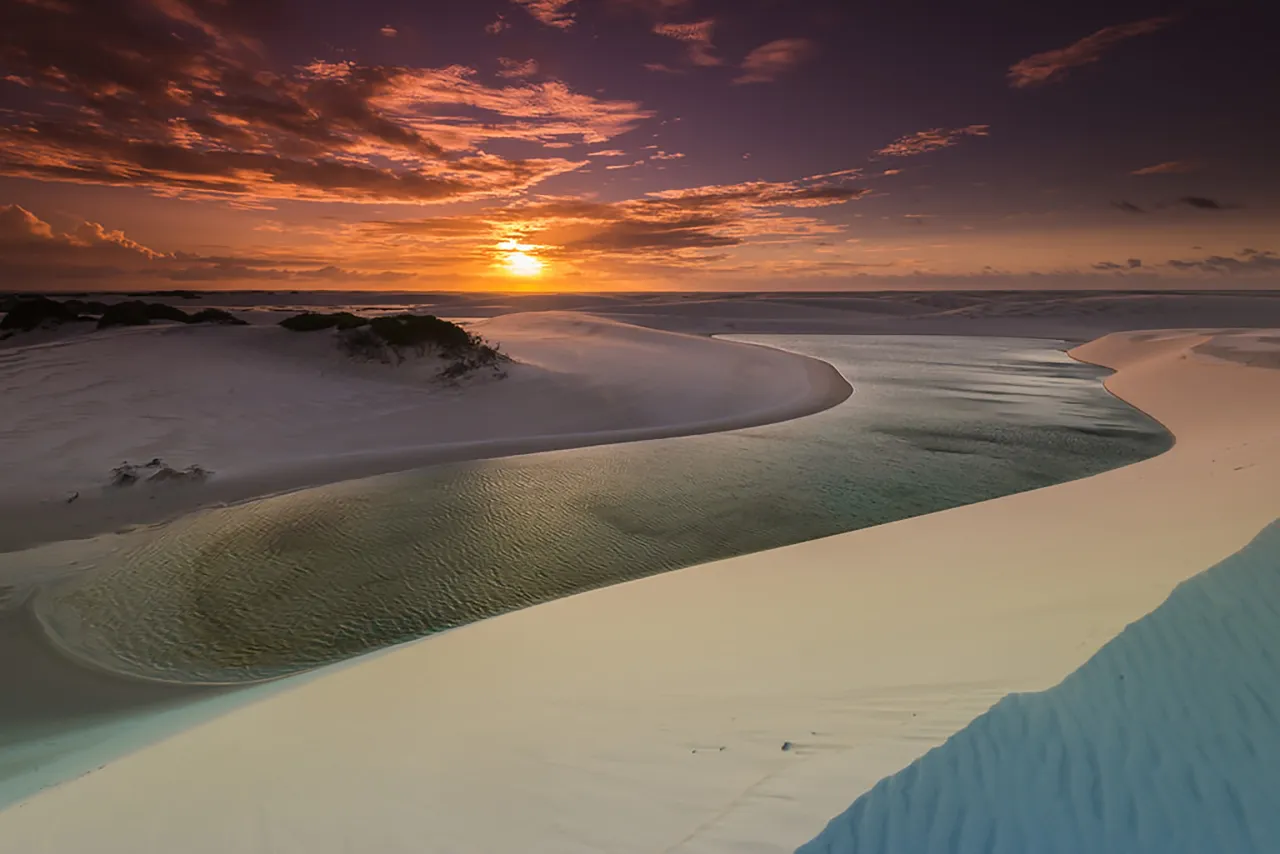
[35,335,1170,684]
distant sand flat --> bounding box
[0,325,1275,853]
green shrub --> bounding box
[97,301,194,328]
[338,327,392,363]
[189,308,248,326]
[279,312,369,332]
[1,297,86,331]
[367,314,473,353]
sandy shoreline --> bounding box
[0,312,850,555]
[0,327,1274,852]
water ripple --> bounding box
[34,336,1171,683]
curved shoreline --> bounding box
[0,323,852,556]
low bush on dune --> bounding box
[189,308,248,326]
[111,458,211,487]
[61,298,109,316]
[2,297,244,334]
[99,301,248,328]
[279,311,369,332]
[0,296,91,332]
[98,300,189,328]
[368,314,474,353]
[319,312,509,380]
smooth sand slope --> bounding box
[0,311,848,553]
[801,519,1280,853]
[0,328,1275,853]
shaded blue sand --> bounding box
[800,520,1280,854]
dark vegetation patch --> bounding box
[0,296,93,331]
[278,311,369,332]
[98,300,191,328]
[0,296,246,332]
[125,290,203,299]
[111,458,211,487]
[281,311,509,380]
[188,308,248,326]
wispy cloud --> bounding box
[588,149,626,157]
[876,125,989,157]
[1093,258,1143,271]
[511,0,577,29]
[653,20,720,67]
[497,57,540,79]
[643,62,682,74]
[379,25,398,38]
[1008,16,1174,88]
[1176,196,1238,211]
[485,16,510,34]
[1131,160,1198,176]
[734,38,817,84]
[357,171,869,267]
[1166,248,1280,274]
[1111,196,1241,214]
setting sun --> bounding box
[504,250,544,277]
[498,239,545,277]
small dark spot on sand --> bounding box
[781,741,794,752]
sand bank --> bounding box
[0,311,849,554]
[0,327,1274,852]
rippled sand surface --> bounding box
[35,336,1171,683]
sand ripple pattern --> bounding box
[34,336,1171,683]
[800,520,1280,854]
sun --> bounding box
[497,239,545,278]
[504,250,544,277]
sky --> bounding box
[0,0,1277,291]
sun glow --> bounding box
[498,239,545,277]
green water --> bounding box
[35,335,1171,683]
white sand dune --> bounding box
[801,520,1280,853]
[0,311,848,553]
[0,327,1275,852]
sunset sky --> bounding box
[1,0,1277,291]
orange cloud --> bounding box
[1008,16,1174,89]
[734,38,817,84]
[0,2,652,204]
[653,20,720,67]
[511,0,576,29]
[876,125,989,157]
[497,58,540,79]
[1,204,161,258]
[354,171,869,273]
